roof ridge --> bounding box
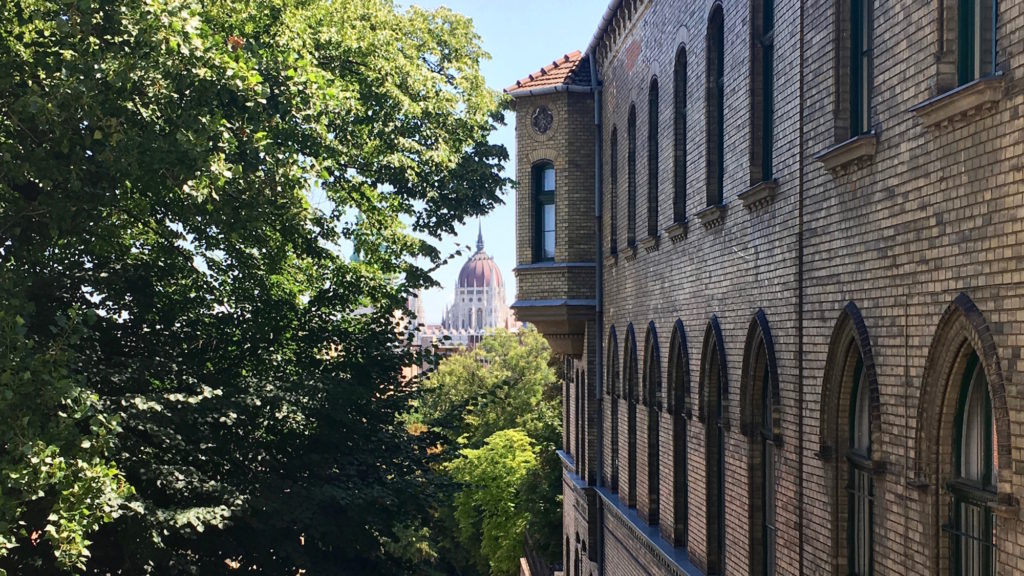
[505,50,586,94]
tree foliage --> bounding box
[0,0,508,573]
[415,328,562,576]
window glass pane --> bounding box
[543,168,556,192]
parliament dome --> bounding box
[457,227,503,288]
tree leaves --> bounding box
[0,0,507,573]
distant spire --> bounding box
[476,221,484,252]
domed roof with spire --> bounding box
[457,224,503,289]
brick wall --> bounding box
[518,0,1024,575]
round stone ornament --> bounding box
[531,106,554,135]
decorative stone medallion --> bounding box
[531,106,554,135]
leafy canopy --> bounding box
[0,0,509,573]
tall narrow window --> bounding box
[754,0,775,180]
[673,47,688,223]
[609,127,619,255]
[702,321,726,575]
[706,5,725,206]
[957,0,996,85]
[850,0,872,135]
[643,325,661,525]
[668,322,689,548]
[534,163,555,262]
[608,330,620,492]
[848,357,873,576]
[946,352,997,576]
[575,369,582,465]
[760,363,777,575]
[476,308,483,329]
[625,327,639,508]
[627,106,638,247]
[647,79,660,238]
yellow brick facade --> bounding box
[509,1,1024,575]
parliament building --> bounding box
[505,1,1024,575]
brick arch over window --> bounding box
[623,323,640,508]
[914,293,1014,572]
[642,322,662,525]
[739,309,780,438]
[607,326,621,492]
[697,316,728,423]
[818,301,883,576]
[915,293,1011,482]
[666,319,691,548]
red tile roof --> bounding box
[504,50,586,95]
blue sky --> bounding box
[409,0,607,323]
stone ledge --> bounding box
[910,73,1003,130]
[694,204,727,229]
[623,245,638,262]
[664,221,688,243]
[638,234,659,254]
[738,179,779,210]
[814,133,877,174]
[604,253,618,268]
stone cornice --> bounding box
[910,74,1004,130]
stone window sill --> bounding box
[738,179,779,210]
[814,133,877,174]
[604,253,618,268]
[910,73,1003,130]
[664,220,688,244]
[638,234,659,253]
[695,204,727,229]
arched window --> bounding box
[820,302,878,576]
[627,105,638,247]
[476,308,483,330]
[647,79,660,238]
[673,47,688,224]
[848,356,873,575]
[609,127,619,255]
[642,323,661,525]
[624,324,639,508]
[667,320,690,548]
[758,358,777,576]
[533,163,556,262]
[947,352,996,576]
[607,328,620,492]
[850,0,873,136]
[705,4,725,206]
[957,0,997,85]
[741,311,777,576]
[751,0,775,182]
[700,317,727,574]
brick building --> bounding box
[505,1,1024,575]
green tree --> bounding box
[0,0,508,573]
[415,328,562,576]
[446,429,539,576]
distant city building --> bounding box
[409,225,519,359]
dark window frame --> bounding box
[627,106,638,247]
[944,352,997,576]
[846,357,874,576]
[705,5,726,207]
[673,46,688,224]
[647,79,660,238]
[609,127,619,255]
[533,162,556,262]
[850,0,873,136]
